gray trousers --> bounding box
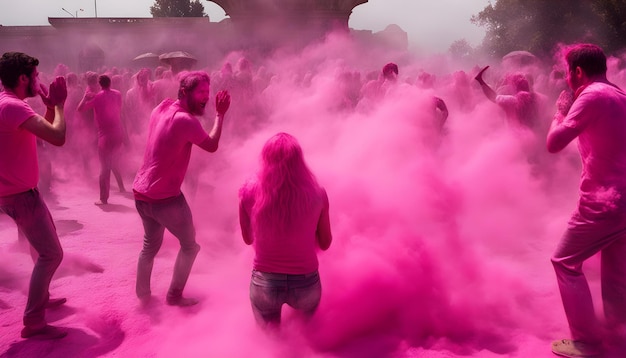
[135,194,200,300]
[0,188,63,329]
[552,215,626,343]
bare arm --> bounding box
[77,91,95,112]
[316,189,332,250]
[23,76,67,146]
[474,65,497,103]
[20,105,66,146]
[546,112,580,153]
[198,90,230,153]
[197,114,224,153]
[239,200,253,245]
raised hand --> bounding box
[556,89,574,116]
[215,90,231,116]
[48,76,67,106]
[39,76,67,107]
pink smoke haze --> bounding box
[2,31,625,357]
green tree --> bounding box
[150,0,207,17]
[449,39,473,59]
[471,0,616,58]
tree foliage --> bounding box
[472,0,626,58]
[150,0,206,17]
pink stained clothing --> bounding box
[561,82,626,223]
[239,183,329,274]
[495,92,538,129]
[84,89,125,140]
[0,91,39,196]
[133,99,209,200]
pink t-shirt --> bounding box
[0,91,39,197]
[496,91,537,128]
[239,183,328,274]
[562,82,626,222]
[89,89,124,139]
[133,99,209,200]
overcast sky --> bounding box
[0,0,490,53]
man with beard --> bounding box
[133,71,230,306]
[0,52,68,339]
[548,43,626,357]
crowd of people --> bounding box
[1,42,626,358]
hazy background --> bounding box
[0,0,489,53]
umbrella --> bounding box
[133,52,159,61]
[132,52,160,68]
[159,51,198,74]
[502,50,538,66]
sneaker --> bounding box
[46,297,67,309]
[166,296,199,307]
[551,339,602,357]
[21,325,68,340]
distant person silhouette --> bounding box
[77,74,126,205]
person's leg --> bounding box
[4,190,64,337]
[135,200,165,299]
[551,219,626,345]
[111,141,125,192]
[151,195,200,304]
[97,142,112,204]
[286,271,321,319]
[601,235,626,328]
[249,270,285,327]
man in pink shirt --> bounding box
[78,74,126,205]
[547,44,626,357]
[0,52,68,339]
[133,71,230,307]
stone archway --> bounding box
[208,0,368,31]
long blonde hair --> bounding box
[251,133,320,237]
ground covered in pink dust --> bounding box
[1,33,625,357]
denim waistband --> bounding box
[252,269,319,280]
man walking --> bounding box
[77,74,126,205]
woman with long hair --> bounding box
[239,132,332,327]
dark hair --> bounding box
[98,74,111,89]
[566,44,607,77]
[382,62,399,78]
[178,71,210,99]
[0,52,39,89]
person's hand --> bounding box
[215,90,231,116]
[38,76,67,108]
[474,65,489,84]
[556,89,574,116]
[38,82,52,108]
[83,91,95,100]
[48,76,67,106]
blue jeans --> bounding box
[0,188,63,329]
[135,194,200,300]
[249,270,321,326]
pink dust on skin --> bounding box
[3,33,624,357]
